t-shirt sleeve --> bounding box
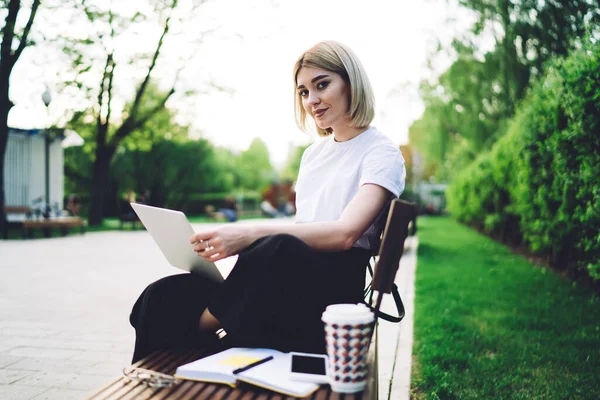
[359,144,406,197]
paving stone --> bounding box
[0,354,22,368]
[0,338,27,354]
[15,371,112,391]
[389,236,418,400]
[6,348,81,360]
[0,384,48,400]
[0,322,53,331]
[49,331,131,343]
[88,361,126,377]
[5,357,97,374]
[12,338,128,353]
[0,369,34,384]
[30,388,89,400]
[0,330,60,339]
[69,350,131,364]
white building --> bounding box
[4,128,65,209]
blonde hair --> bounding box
[293,41,375,137]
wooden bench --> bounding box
[3,206,86,238]
[88,200,415,400]
[120,213,143,230]
[22,216,86,237]
[3,206,31,238]
[88,349,373,399]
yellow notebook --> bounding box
[174,347,320,398]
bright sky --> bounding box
[8,0,473,167]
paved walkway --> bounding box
[377,235,418,400]
[0,221,417,400]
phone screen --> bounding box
[291,355,327,376]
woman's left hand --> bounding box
[190,224,256,262]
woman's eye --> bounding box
[317,81,329,90]
[299,89,308,97]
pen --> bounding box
[232,356,274,375]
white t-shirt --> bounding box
[294,126,406,250]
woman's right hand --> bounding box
[190,224,257,262]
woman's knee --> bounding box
[130,273,217,328]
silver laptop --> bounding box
[130,203,224,282]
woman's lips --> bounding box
[314,108,327,118]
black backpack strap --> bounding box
[375,283,405,323]
[363,257,406,323]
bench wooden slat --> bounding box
[87,350,368,400]
[4,206,32,213]
[136,352,211,399]
[22,217,85,229]
[128,350,211,400]
[88,351,189,400]
[204,386,235,400]
[121,351,181,398]
[312,389,329,400]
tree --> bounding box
[280,143,309,182]
[0,0,41,235]
[86,0,179,225]
[234,138,275,191]
[60,0,215,225]
[410,0,599,180]
[63,84,191,210]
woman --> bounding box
[129,41,405,362]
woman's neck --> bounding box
[332,125,370,142]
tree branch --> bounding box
[1,0,20,70]
[129,0,178,117]
[13,0,41,61]
[110,86,175,146]
[96,52,113,144]
[105,54,115,129]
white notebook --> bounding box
[174,348,320,398]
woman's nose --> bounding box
[307,91,320,105]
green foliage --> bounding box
[112,137,226,206]
[447,42,600,280]
[280,143,309,182]
[410,0,599,180]
[233,138,276,191]
[412,217,600,399]
[64,108,279,217]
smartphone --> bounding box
[289,352,330,384]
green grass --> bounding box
[411,217,600,400]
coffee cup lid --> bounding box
[322,303,374,324]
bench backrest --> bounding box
[5,206,32,214]
[371,199,416,294]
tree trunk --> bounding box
[0,111,8,238]
[0,71,13,238]
[88,145,115,226]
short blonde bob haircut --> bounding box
[293,41,375,137]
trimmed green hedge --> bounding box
[447,42,600,281]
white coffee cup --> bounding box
[322,303,374,393]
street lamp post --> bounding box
[42,88,52,216]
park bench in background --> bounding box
[119,200,143,230]
[119,213,143,230]
[3,206,86,238]
[88,199,416,400]
[3,206,31,239]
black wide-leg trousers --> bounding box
[130,234,370,363]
